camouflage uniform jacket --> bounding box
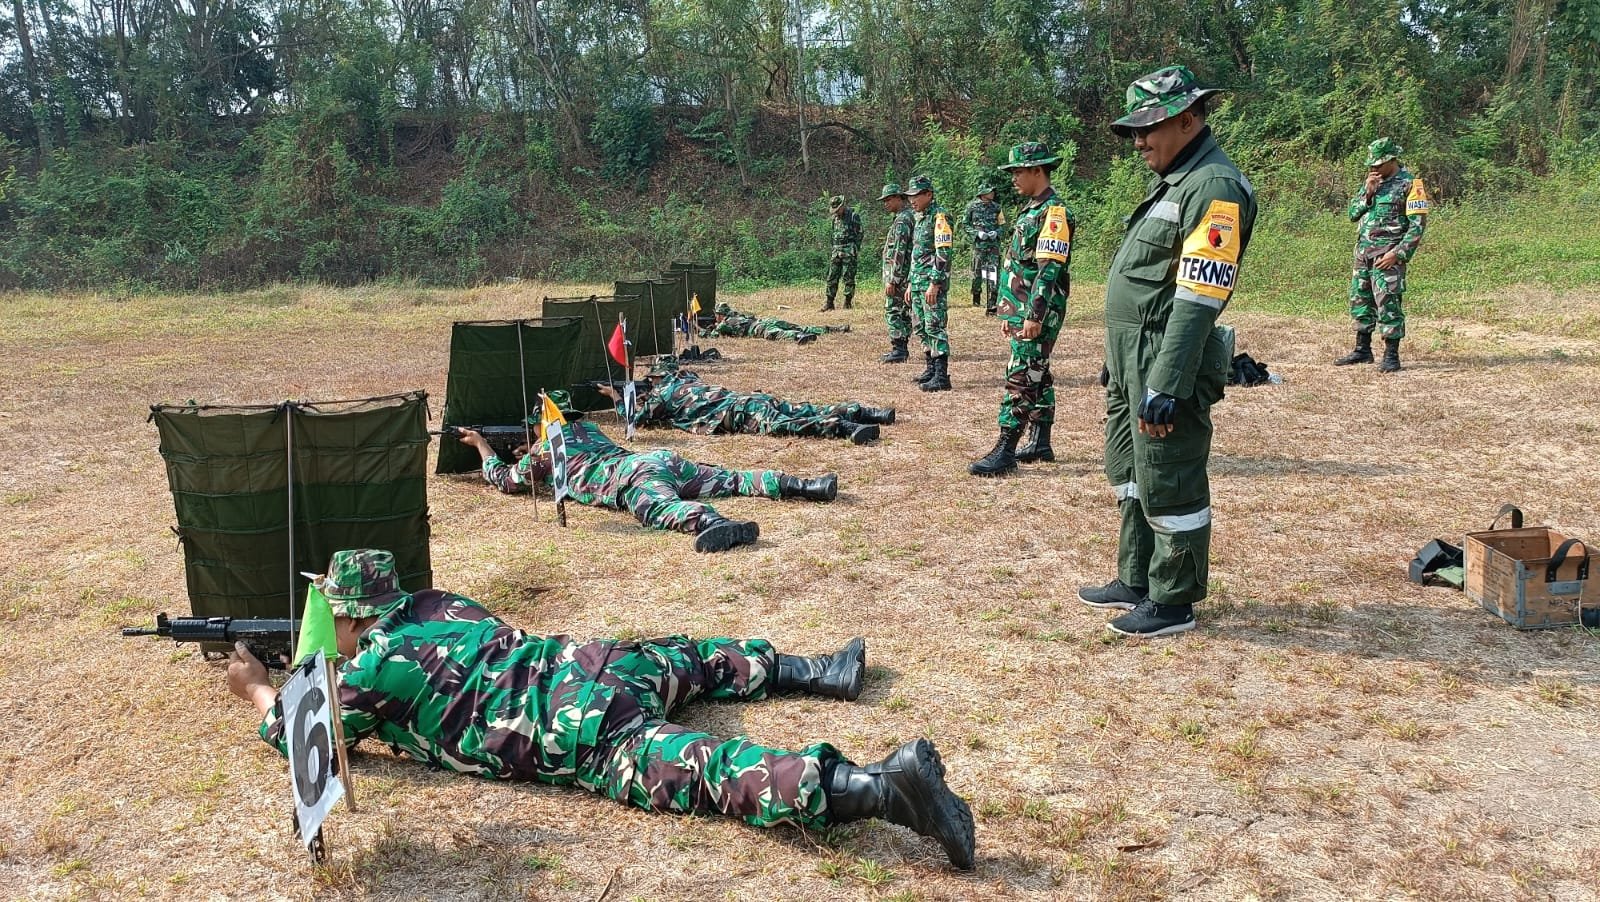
[259,591,618,780]
[962,199,1005,248]
[698,311,821,339]
[621,372,742,435]
[881,208,915,291]
[1348,168,1428,262]
[996,186,1073,326]
[831,209,863,258]
[909,202,953,290]
[482,420,634,508]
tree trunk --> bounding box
[10,0,52,160]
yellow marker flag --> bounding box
[538,392,567,443]
[690,293,702,316]
[294,581,339,666]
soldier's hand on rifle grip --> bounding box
[597,385,620,401]
[227,642,276,712]
[456,429,487,450]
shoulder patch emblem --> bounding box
[1406,178,1430,216]
[1036,205,1071,264]
[1176,199,1243,301]
[934,213,953,249]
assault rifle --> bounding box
[430,424,535,461]
[578,378,653,395]
[122,612,298,668]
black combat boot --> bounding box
[819,298,835,312]
[1333,331,1374,366]
[824,739,976,870]
[967,427,1020,477]
[1014,422,1054,463]
[778,473,838,502]
[693,515,760,553]
[774,636,865,700]
[912,353,936,384]
[1078,578,1146,611]
[851,406,896,425]
[880,339,909,363]
[1378,338,1402,373]
[798,333,819,345]
[827,324,852,334]
[971,289,983,307]
[848,424,881,445]
[920,355,951,392]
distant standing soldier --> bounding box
[879,183,915,363]
[969,144,1073,477]
[1334,137,1429,373]
[905,174,954,392]
[962,185,1006,314]
[822,195,863,311]
[1078,65,1257,638]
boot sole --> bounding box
[850,425,881,445]
[694,520,760,553]
[967,464,1016,477]
[1106,618,1196,638]
[839,636,866,701]
[920,382,951,392]
[903,740,977,870]
[1079,596,1139,611]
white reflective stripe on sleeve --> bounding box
[1146,507,1212,534]
[1150,200,1181,223]
[1175,286,1225,310]
[1113,482,1140,502]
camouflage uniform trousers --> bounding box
[885,287,912,341]
[998,307,1064,430]
[1349,247,1407,340]
[826,253,859,307]
[621,449,780,534]
[570,635,837,828]
[729,399,869,439]
[970,244,1001,311]
[910,285,950,357]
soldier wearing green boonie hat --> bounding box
[961,182,1006,313]
[1079,64,1257,639]
[320,549,411,619]
[904,174,955,391]
[878,182,916,363]
[968,142,1074,478]
[1334,137,1429,372]
[822,195,863,312]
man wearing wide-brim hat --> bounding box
[822,195,863,311]
[877,183,916,363]
[1078,65,1258,638]
[904,174,955,392]
[1334,137,1429,372]
[961,183,1006,314]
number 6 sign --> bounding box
[281,651,351,854]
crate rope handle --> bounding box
[1545,539,1590,584]
[1490,504,1524,530]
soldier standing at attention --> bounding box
[1334,137,1429,373]
[969,144,1073,477]
[962,184,1006,315]
[1077,66,1256,638]
[822,195,863,311]
[878,183,915,363]
[905,174,954,392]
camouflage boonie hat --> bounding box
[523,389,584,426]
[878,183,905,200]
[829,194,846,210]
[997,143,1061,171]
[321,549,408,619]
[1110,65,1223,137]
[1365,137,1402,167]
[715,302,733,314]
[905,174,934,195]
[975,183,996,196]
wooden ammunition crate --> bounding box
[1465,522,1593,630]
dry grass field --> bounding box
[1,281,1597,901]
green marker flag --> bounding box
[294,581,339,665]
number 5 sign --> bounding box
[281,650,354,857]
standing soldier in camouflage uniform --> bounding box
[822,195,863,311]
[962,184,1006,315]
[905,174,955,392]
[879,183,915,363]
[702,303,849,344]
[1077,66,1257,638]
[1335,137,1429,373]
[226,549,975,870]
[457,414,836,553]
[600,370,894,444]
[969,144,1073,477]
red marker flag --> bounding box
[607,319,629,366]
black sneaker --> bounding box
[1077,578,1146,611]
[1107,598,1195,637]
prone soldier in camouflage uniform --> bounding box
[599,370,894,444]
[822,195,863,311]
[226,549,975,869]
[1334,137,1429,373]
[969,144,1074,477]
[457,411,835,553]
[701,303,849,344]
[879,183,915,363]
[962,185,1006,314]
[905,174,954,392]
